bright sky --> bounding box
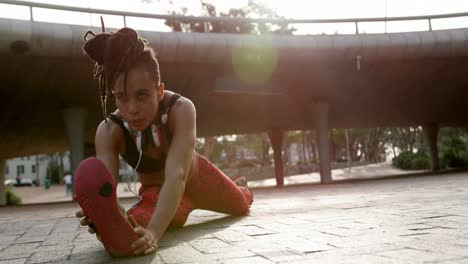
[1,0,468,34]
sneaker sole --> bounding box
[74,157,138,257]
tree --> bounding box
[159,0,295,167]
[47,152,63,184]
[203,137,216,160]
[329,128,389,163]
[260,133,271,164]
[389,127,423,153]
[363,128,386,162]
[439,128,468,168]
[165,1,296,35]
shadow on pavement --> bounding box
[161,214,245,246]
[101,215,245,263]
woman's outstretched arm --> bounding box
[133,98,196,250]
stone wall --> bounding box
[221,161,370,181]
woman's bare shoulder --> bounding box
[95,114,125,152]
[163,90,195,114]
[172,94,195,116]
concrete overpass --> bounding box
[1,2,468,204]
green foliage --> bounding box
[297,159,316,165]
[217,158,266,170]
[238,159,266,168]
[439,128,468,168]
[195,138,205,154]
[165,1,296,35]
[48,164,61,184]
[392,128,467,170]
[329,128,387,162]
[441,151,468,168]
[392,151,430,170]
[387,127,424,153]
[198,126,466,171]
[6,187,22,205]
[412,154,431,170]
[236,134,265,160]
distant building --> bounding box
[5,155,50,185]
[4,153,139,185]
[4,153,72,185]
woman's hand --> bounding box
[76,210,96,234]
[129,215,158,256]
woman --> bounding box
[74,27,253,257]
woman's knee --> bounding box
[127,207,152,227]
[168,211,190,229]
[168,197,192,229]
[229,201,250,216]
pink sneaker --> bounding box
[74,157,138,257]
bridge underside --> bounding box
[0,19,468,159]
[1,55,467,159]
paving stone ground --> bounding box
[1,170,468,263]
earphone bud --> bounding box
[124,120,143,152]
[124,120,161,150]
[123,120,131,131]
[135,131,142,153]
[161,114,168,124]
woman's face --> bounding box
[113,67,163,131]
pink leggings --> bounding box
[127,154,253,228]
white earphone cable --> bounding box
[126,131,143,199]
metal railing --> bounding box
[1,0,468,34]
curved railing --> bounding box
[1,0,468,34]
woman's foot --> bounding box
[233,175,248,187]
[233,176,253,206]
[75,157,138,257]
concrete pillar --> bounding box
[422,123,440,171]
[0,159,5,206]
[269,130,284,187]
[63,107,87,197]
[312,101,332,183]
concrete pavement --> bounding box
[1,170,468,263]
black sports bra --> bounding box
[108,93,181,174]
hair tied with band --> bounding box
[83,16,110,122]
[82,17,160,122]
[82,18,148,122]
